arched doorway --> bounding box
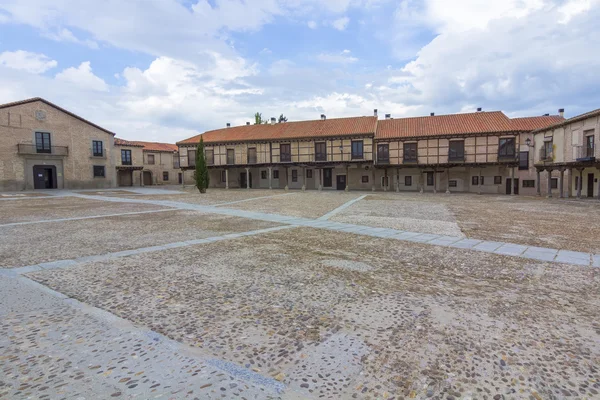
[143,170,153,186]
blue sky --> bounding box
[0,0,599,142]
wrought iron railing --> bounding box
[17,144,69,156]
[575,144,595,160]
[539,147,553,162]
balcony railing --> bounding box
[247,156,257,164]
[377,157,390,164]
[575,145,595,161]
[18,144,69,156]
[173,161,180,169]
[315,153,327,161]
[280,153,292,162]
[448,152,465,162]
[539,147,553,162]
[498,152,517,161]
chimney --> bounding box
[270,117,276,125]
[385,114,391,120]
[477,107,482,112]
[246,122,250,125]
[559,108,565,118]
[430,112,435,116]
[321,114,326,120]
[374,109,378,117]
[543,113,549,116]
[226,123,231,128]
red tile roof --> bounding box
[133,141,178,152]
[177,116,378,145]
[531,108,600,132]
[0,97,116,136]
[114,138,144,147]
[375,111,514,139]
[510,115,564,131]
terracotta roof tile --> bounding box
[510,115,565,131]
[531,109,600,132]
[177,116,378,145]
[132,141,178,152]
[114,138,144,147]
[375,111,514,139]
[0,97,116,136]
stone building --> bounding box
[114,138,144,187]
[114,139,179,186]
[0,97,117,190]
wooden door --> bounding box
[588,173,594,197]
[323,168,332,187]
[336,175,346,190]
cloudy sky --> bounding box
[0,0,598,142]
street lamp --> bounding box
[525,138,533,147]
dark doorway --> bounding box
[118,170,133,187]
[178,173,183,184]
[143,171,153,186]
[505,178,519,195]
[588,173,595,197]
[336,175,346,190]
[33,165,57,189]
[241,172,253,188]
[323,168,333,187]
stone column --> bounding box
[566,168,572,198]
[536,170,541,196]
[396,168,400,193]
[577,169,582,199]
[419,170,424,194]
[510,167,515,196]
[245,167,250,190]
[141,171,144,187]
[284,167,289,191]
[181,170,185,188]
[433,170,437,194]
[345,165,349,192]
[268,167,272,189]
[478,168,482,195]
[225,169,229,190]
[446,168,451,194]
[318,168,323,191]
[558,169,564,198]
[383,168,388,192]
[597,168,600,200]
[371,168,375,192]
[302,167,306,191]
[547,168,552,198]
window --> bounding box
[163,172,169,181]
[92,140,103,157]
[523,180,535,188]
[227,149,235,164]
[292,170,298,182]
[381,176,389,187]
[306,169,313,178]
[404,176,412,186]
[377,144,389,163]
[273,170,279,179]
[121,149,132,165]
[480,176,485,185]
[173,153,180,169]
[147,154,155,165]
[403,143,417,162]
[351,141,364,159]
[315,142,326,161]
[362,175,369,183]
[498,138,516,159]
[585,133,595,158]
[427,171,434,186]
[494,176,502,185]
[519,151,529,170]
[448,141,465,161]
[261,170,267,179]
[187,150,196,167]
[221,170,227,182]
[472,176,479,185]
[449,180,457,187]
[247,148,257,164]
[551,178,558,189]
[280,144,291,162]
[35,132,51,153]
[206,149,214,165]
[542,140,553,160]
[93,165,105,177]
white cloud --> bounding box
[259,48,272,55]
[331,16,350,30]
[0,50,57,74]
[307,20,317,29]
[42,28,99,49]
[317,50,358,64]
[55,61,108,92]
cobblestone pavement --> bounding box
[0,274,285,399]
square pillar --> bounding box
[396,168,400,193]
[446,168,451,194]
[284,167,289,191]
[345,165,349,191]
[371,168,375,192]
[510,167,515,196]
[597,169,600,200]
[577,169,582,199]
[383,168,388,192]
[225,169,229,190]
[433,170,437,194]
[140,171,144,187]
[246,167,250,190]
[566,168,572,198]
[318,168,323,191]
[302,167,306,191]
[268,167,272,189]
[478,168,482,195]
[558,169,564,198]
[419,170,424,194]
[536,170,541,196]
[547,168,552,198]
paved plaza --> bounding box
[1,187,600,399]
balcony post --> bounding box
[268,167,272,189]
[246,167,250,190]
[577,169,582,199]
[547,168,553,198]
[225,169,229,190]
[446,168,451,194]
[510,167,515,196]
[558,168,564,198]
[536,169,541,196]
[396,168,400,193]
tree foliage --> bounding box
[195,137,209,193]
[278,114,288,123]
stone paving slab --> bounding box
[522,247,559,262]
[473,241,504,252]
[593,255,600,268]
[555,250,591,266]
[494,243,528,256]
[428,235,462,246]
[449,238,483,249]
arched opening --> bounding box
[142,170,153,186]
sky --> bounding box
[0,0,599,143]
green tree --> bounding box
[278,114,288,123]
[254,112,264,125]
[195,137,209,193]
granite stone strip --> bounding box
[0,208,177,227]
[64,193,594,267]
[213,192,296,206]
[317,194,369,220]
[593,255,600,268]
[9,225,295,274]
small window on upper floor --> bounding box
[121,149,132,165]
[280,144,291,162]
[147,154,155,165]
[227,149,235,164]
[351,141,364,159]
[92,140,103,157]
[35,132,51,154]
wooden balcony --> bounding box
[17,144,69,156]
